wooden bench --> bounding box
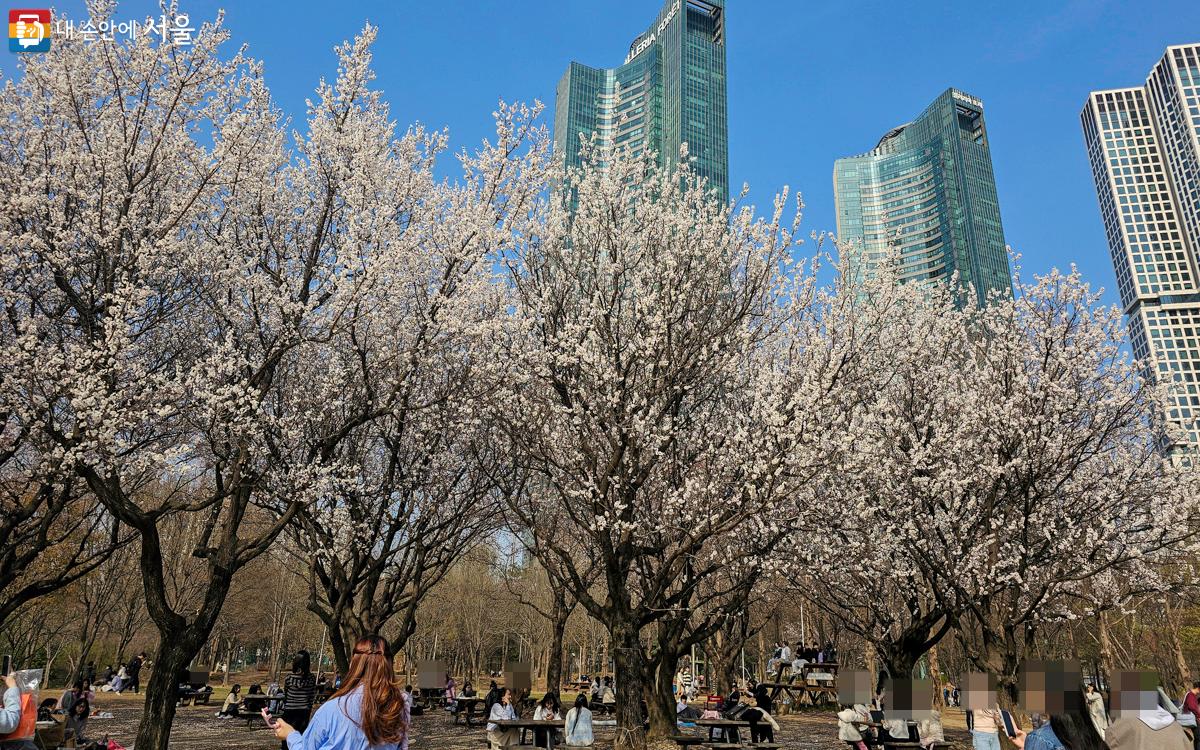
[669,736,705,749]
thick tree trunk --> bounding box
[647,630,682,742]
[135,635,199,750]
[611,621,648,750]
[547,605,569,692]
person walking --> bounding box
[280,650,317,750]
[271,634,409,750]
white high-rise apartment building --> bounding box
[1081,44,1200,446]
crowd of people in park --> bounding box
[17,631,1200,750]
[833,667,1200,750]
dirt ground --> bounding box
[71,692,974,750]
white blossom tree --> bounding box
[0,12,545,748]
[489,143,859,748]
[793,257,1199,697]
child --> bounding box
[837,702,871,750]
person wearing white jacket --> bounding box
[564,694,594,747]
[837,703,871,750]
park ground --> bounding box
[81,690,974,750]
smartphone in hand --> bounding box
[261,708,277,728]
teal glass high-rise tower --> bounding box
[553,0,728,199]
[833,89,1013,306]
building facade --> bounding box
[553,0,728,198]
[833,88,1013,307]
[1081,44,1200,446]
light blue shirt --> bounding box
[0,686,21,735]
[286,686,408,750]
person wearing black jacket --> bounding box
[126,653,145,694]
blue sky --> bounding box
[5,1,1199,309]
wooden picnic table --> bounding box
[493,718,566,750]
[242,694,272,725]
[454,696,487,727]
[694,718,750,745]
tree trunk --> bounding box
[646,628,683,742]
[1166,600,1190,693]
[135,636,197,750]
[547,605,569,692]
[611,620,647,750]
[1097,610,1115,687]
[928,645,944,709]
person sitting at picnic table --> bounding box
[533,692,561,749]
[1,671,36,743]
[838,702,872,750]
[249,684,264,697]
[742,700,781,743]
[917,708,944,749]
[676,696,701,721]
[752,683,774,715]
[462,680,477,698]
[484,680,502,715]
[565,694,593,747]
[599,678,615,705]
[58,681,87,713]
[487,688,520,750]
[217,684,243,718]
[270,633,409,750]
[64,698,92,746]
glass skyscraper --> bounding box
[1081,44,1200,446]
[553,0,728,198]
[833,88,1013,306]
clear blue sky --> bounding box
[6,1,1200,308]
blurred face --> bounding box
[502,689,512,705]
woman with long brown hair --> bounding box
[271,635,409,750]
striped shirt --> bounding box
[284,672,317,712]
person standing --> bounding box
[968,705,1003,750]
[126,653,145,695]
[1085,684,1109,738]
[271,634,409,750]
[1182,682,1200,750]
[280,651,317,750]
